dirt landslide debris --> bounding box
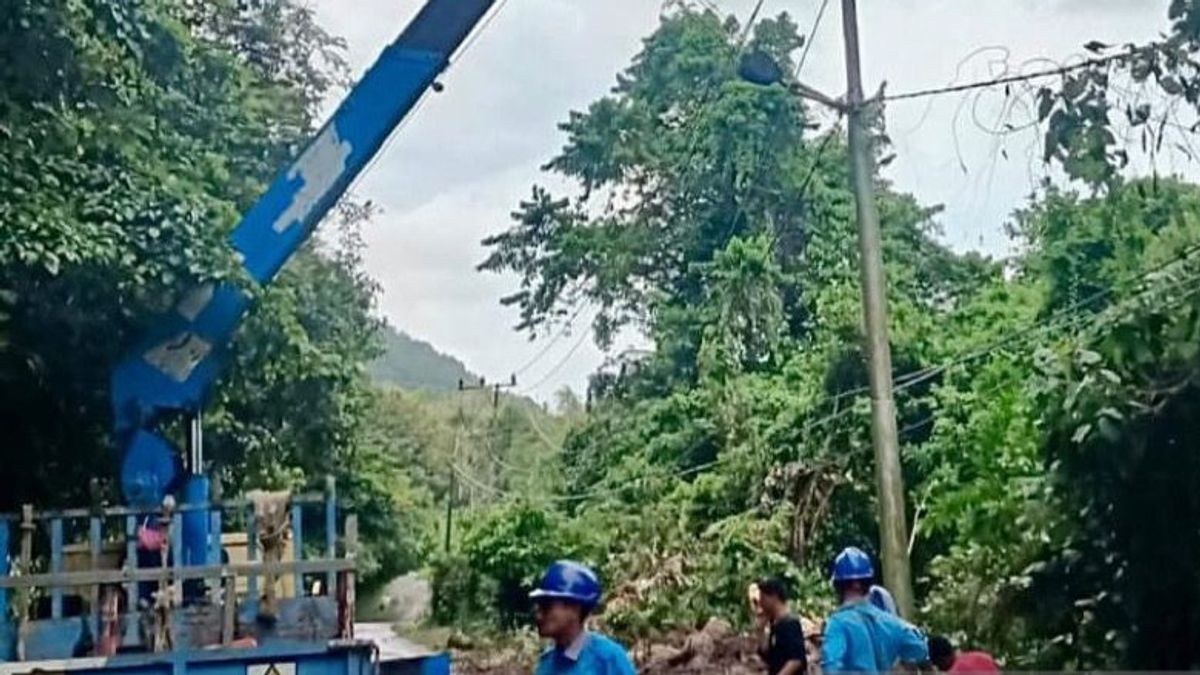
[636,618,759,674]
[451,616,823,675]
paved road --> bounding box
[354,622,437,660]
[358,572,432,624]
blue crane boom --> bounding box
[108,0,496,561]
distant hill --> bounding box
[369,325,477,392]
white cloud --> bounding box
[312,0,1177,401]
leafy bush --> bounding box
[428,551,490,626]
[430,500,599,628]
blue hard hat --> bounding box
[832,546,875,582]
[529,560,602,610]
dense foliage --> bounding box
[0,0,418,585]
[475,0,987,615]
[467,2,1200,669]
[6,0,1200,666]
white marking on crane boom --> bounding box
[272,124,352,234]
[143,332,212,383]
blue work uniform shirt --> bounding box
[534,631,637,675]
[821,600,929,673]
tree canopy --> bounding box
[6,0,1200,667]
[0,0,410,585]
[470,3,1200,668]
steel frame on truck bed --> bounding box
[0,485,448,675]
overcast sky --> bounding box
[309,0,1170,402]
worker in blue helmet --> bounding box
[530,560,636,675]
[822,547,929,673]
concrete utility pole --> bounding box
[444,387,466,554]
[445,377,486,553]
[443,374,519,552]
[738,0,916,617]
[444,468,456,553]
[840,0,914,617]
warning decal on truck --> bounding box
[248,662,296,675]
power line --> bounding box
[794,0,831,79]
[899,264,1200,438]
[736,0,769,52]
[890,240,1200,394]
[627,244,1200,500]
[882,48,1148,104]
[476,435,543,477]
[456,403,565,483]
[562,260,1200,505]
[442,270,1131,504]
[448,262,1199,507]
[451,462,506,498]
[519,401,563,454]
[768,117,843,254]
[452,450,726,505]
[513,301,593,377]
[797,116,842,196]
[788,0,837,204]
[344,91,431,198]
[813,286,1089,439]
[520,326,591,395]
[818,240,1200,411]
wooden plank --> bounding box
[7,492,326,521]
[0,558,354,589]
[221,576,235,645]
[342,515,358,639]
[171,512,183,606]
[345,515,358,557]
[18,505,33,659]
[19,506,32,565]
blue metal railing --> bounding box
[0,480,354,661]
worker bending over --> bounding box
[928,635,999,673]
[822,547,929,673]
[531,560,636,675]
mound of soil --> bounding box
[452,616,823,675]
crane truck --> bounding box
[0,2,495,674]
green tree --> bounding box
[0,0,420,585]
[1014,179,1200,668]
[472,6,1200,668]
[477,3,992,638]
[1037,0,1200,188]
